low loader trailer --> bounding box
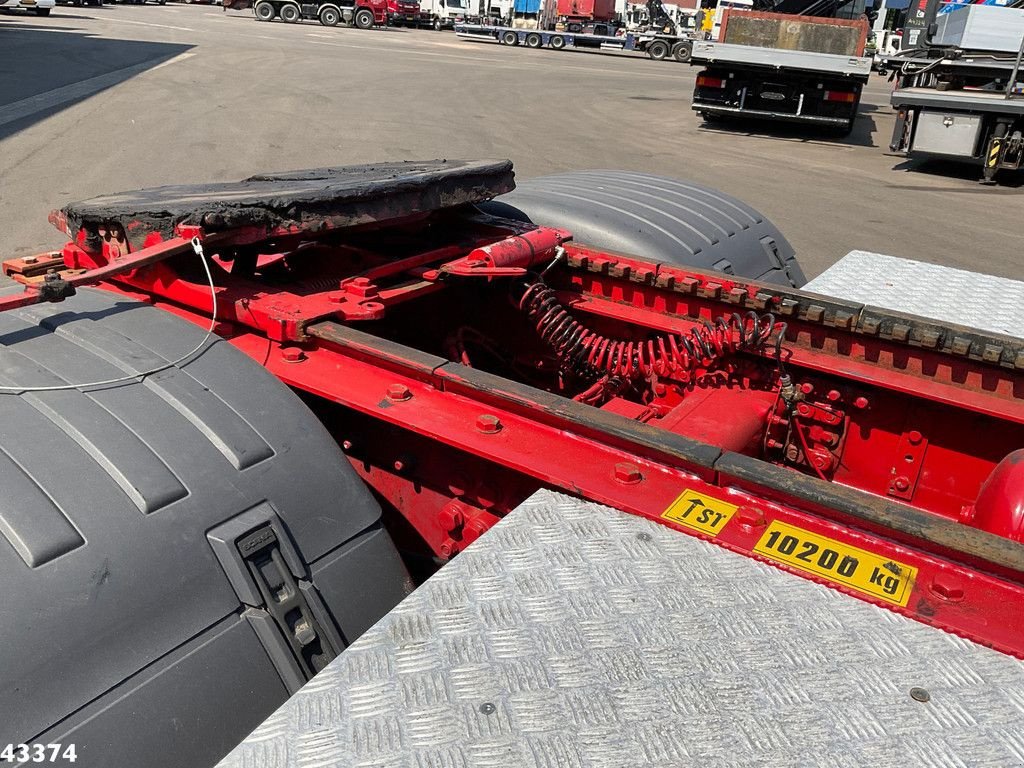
[455,22,700,61]
[1,161,1023,767]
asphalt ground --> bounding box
[1,5,1021,281]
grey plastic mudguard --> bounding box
[480,170,807,287]
[0,287,411,768]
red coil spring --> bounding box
[519,281,781,384]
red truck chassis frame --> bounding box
[5,205,1023,657]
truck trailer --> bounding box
[887,3,1024,184]
[252,0,387,26]
[2,160,1023,768]
[689,10,872,133]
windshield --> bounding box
[446,0,468,8]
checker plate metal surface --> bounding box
[805,251,1024,338]
[219,489,1024,768]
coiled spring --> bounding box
[519,280,784,384]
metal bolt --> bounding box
[799,382,814,395]
[22,255,38,265]
[281,347,306,363]
[341,440,353,452]
[796,403,811,417]
[387,383,412,402]
[476,414,502,434]
[893,476,910,492]
[786,445,800,462]
[439,541,455,558]
[853,396,870,409]
[909,687,930,703]
[393,459,406,472]
[907,430,923,445]
[479,702,496,715]
[827,389,841,402]
[736,506,766,529]
[930,577,965,602]
[613,462,643,484]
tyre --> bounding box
[319,4,339,24]
[432,16,441,29]
[478,170,806,287]
[648,39,670,60]
[525,32,541,48]
[549,34,565,49]
[672,40,692,63]
[35,6,51,13]
[279,2,299,21]
[501,29,518,45]
[254,1,274,20]
[354,6,374,27]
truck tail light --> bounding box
[824,90,856,103]
[696,75,726,89]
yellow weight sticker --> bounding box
[661,489,738,536]
[754,521,917,606]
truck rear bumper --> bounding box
[692,102,851,126]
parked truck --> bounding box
[887,2,1024,184]
[689,10,872,133]
[252,0,387,26]
[4,160,1023,768]
[456,0,705,60]
[416,0,469,28]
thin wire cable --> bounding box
[0,236,219,393]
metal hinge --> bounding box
[236,524,336,678]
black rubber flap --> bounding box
[61,160,515,246]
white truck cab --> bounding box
[420,0,468,28]
[0,0,56,15]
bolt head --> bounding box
[930,578,965,602]
[23,255,38,265]
[827,389,841,402]
[476,414,502,434]
[893,476,910,492]
[854,396,869,409]
[613,462,643,484]
[907,430,923,445]
[387,383,412,402]
[281,347,306,363]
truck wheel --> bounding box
[279,2,299,21]
[672,41,692,62]
[648,39,670,60]
[549,34,565,49]
[2,287,411,768]
[35,6,51,13]
[501,30,518,45]
[479,170,806,287]
[525,32,542,47]
[354,7,374,27]
[254,1,275,20]
[433,16,441,29]
[319,5,339,25]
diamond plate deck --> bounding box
[219,489,1024,768]
[805,251,1024,338]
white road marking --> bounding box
[99,17,194,31]
[149,51,196,71]
[0,52,193,129]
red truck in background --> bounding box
[556,0,616,25]
[386,0,422,26]
[241,0,389,27]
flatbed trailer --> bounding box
[4,161,1024,768]
[455,22,698,62]
[689,40,871,132]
